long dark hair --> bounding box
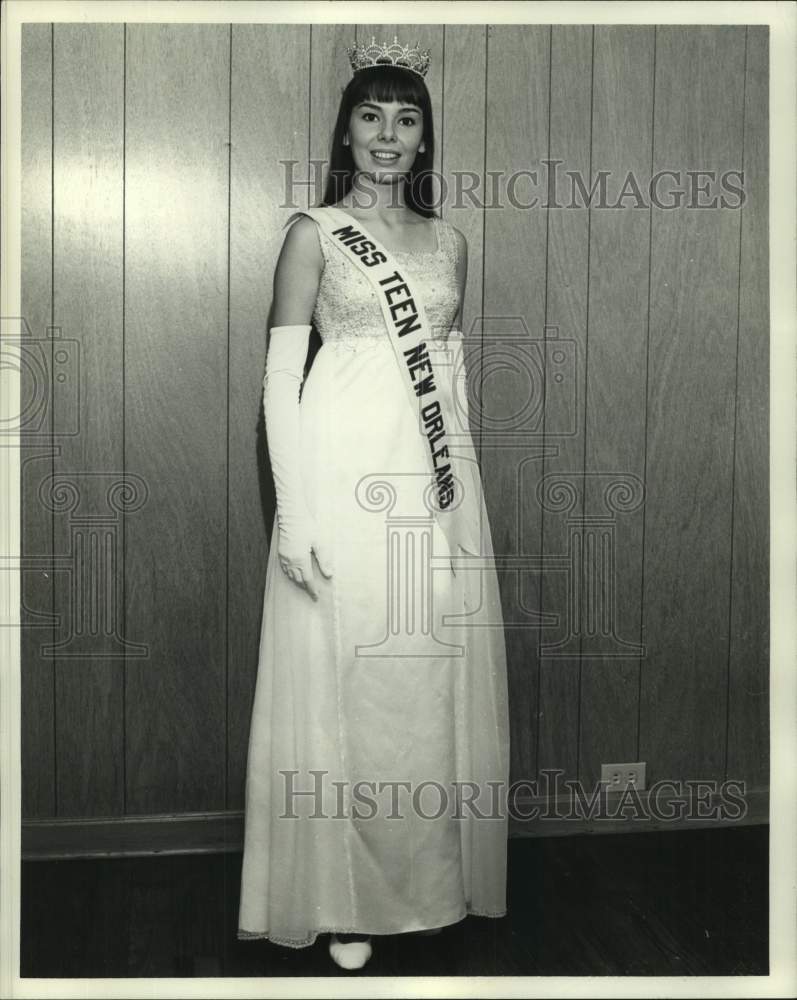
[320,65,438,218]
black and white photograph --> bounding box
[0,0,794,996]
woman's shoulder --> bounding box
[436,216,467,269]
[444,219,467,248]
[284,210,321,241]
[280,212,324,266]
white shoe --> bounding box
[329,934,372,970]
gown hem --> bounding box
[237,904,508,950]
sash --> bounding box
[285,205,471,564]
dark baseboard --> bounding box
[22,810,246,861]
[508,784,769,837]
[22,786,769,860]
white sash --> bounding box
[286,204,471,563]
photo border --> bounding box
[1,2,794,997]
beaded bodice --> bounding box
[309,214,461,344]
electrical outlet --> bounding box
[600,761,647,793]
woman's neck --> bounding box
[340,173,410,220]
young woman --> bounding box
[237,36,510,972]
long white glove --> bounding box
[263,324,333,599]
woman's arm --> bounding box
[450,225,469,332]
[271,214,324,326]
[264,215,331,599]
[449,226,470,430]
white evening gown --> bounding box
[237,209,510,948]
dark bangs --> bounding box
[349,64,428,110]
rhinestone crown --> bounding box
[346,34,431,79]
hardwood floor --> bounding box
[20,825,767,978]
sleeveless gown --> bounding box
[237,209,511,949]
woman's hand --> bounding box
[277,517,333,600]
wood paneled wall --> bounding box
[21,23,768,826]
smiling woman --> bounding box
[236,34,510,972]
[319,45,438,221]
[353,100,421,166]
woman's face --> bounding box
[346,98,425,182]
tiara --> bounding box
[346,34,432,79]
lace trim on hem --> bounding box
[237,905,507,950]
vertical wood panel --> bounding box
[21,24,55,817]
[440,26,486,350]
[52,24,126,817]
[20,21,769,825]
[227,23,310,810]
[578,26,655,787]
[640,26,746,779]
[727,27,769,790]
[306,26,351,435]
[537,26,594,785]
[309,22,352,209]
[124,25,230,813]
[482,25,551,785]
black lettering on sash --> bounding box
[361,250,387,267]
[325,214,458,512]
[403,343,437,397]
[436,466,454,507]
[331,224,362,243]
[329,225,386,267]
[384,282,411,305]
[420,400,455,507]
[395,313,422,338]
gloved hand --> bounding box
[263,324,333,600]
